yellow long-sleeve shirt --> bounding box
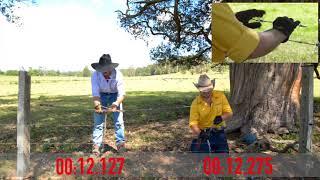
[212,3,260,63]
[189,91,232,130]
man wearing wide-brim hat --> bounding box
[91,54,126,155]
[189,74,233,153]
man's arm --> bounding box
[111,71,126,111]
[190,125,201,136]
[189,100,200,136]
[220,93,233,122]
[93,96,103,113]
[91,73,103,113]
[248,16,300,60]
[248,29,286,59]
[93,96,101,107]
[221,112,233,121]
[113,95,125,107]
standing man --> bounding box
[189,74,233,153]
[91,54,126,155]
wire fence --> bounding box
[0,104,192,127]
[1,71,316,154]
[0,102,194,150]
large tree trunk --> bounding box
[227,63,302,136]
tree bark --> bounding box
[227,63,301,136]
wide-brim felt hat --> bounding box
[193,74,215,92]
[91,54,119,72]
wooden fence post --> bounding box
[16,71,31,178]
[299,65,314,153]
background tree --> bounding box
[5,70,19,76]
[117,0,212,66]
[228,64,301,135]
[117,0,304,137]
[82,66,91,77]
[0,0,36,25]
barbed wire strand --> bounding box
[253,18,308,28]
[252,18,319,47]
[0,104,192,127]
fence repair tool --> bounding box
[101,105,125,113]
[252,17,307,28]
[252,18,319,48]
[102,110,107,154]
[100,105,124,153]
[39,103,190,113]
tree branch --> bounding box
[118,0,167,19]
[173,0,181,44]
[143,20,175,42]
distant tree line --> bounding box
[120,62,228,77]
[0,66,92,77]
[0,63,228,77]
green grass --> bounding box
[1,70,319,153]
[0,72,230,153]
[228,3,318,63]
[0,71,319,177]
[0,69,319,150]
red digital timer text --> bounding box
[203,156,272,176]
[55,157,125,176]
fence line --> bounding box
[39,103,191,112]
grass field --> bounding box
[228,3,318,63]
[0,71,230,153]
[0,70,319,151]
[0,70,320,177]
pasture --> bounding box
[0,72,230,153]
[0,70,319,177]
[228,3,318,63]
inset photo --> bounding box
[212,3,318,63]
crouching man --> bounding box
[189,74,233,153]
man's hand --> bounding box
[110,102,119,112]
[272,16,300,43]
[199,130,210,141]
[95,104,103,113]
[213,116,223,125]
[235,9,266,29]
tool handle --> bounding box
[102,108,125,113]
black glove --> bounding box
[213,116,223,125]
[235,9,266,29]
[199,130,210,141]
[272,16,300,43]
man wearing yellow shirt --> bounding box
[189,74,233,153]
[212,3,301,63]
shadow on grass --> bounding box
[0,91,198,153]
[2,92,318,154]
[315,97,320,113]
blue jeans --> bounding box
[190,129,229,153]
[93,92,125,147]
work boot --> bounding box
[117,142,126,153]
[92,144,100,156]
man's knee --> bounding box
[211,130,229,153]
